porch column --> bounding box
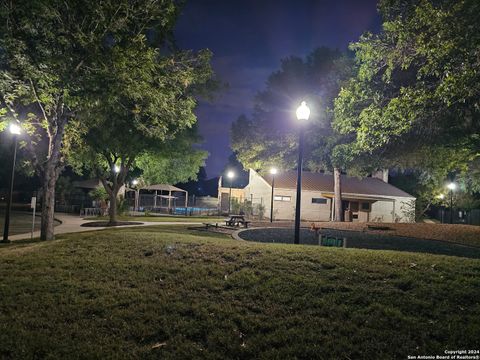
[168,190,172,209]
[185,191,188,208]
[392,199,396,222]
[154,190,157,208]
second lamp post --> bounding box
[294,101,310,244]
[2,123,21,243]
[269,167,277,223]
[227,171,235,214]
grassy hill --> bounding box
[0,226,478,359]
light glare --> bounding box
[270,167,278,175]
[296,101,310,121]
[447,182,456,191]
[9,123,21,135]
[227,171,235,179]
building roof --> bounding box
[143,184,187,193]
[73,179,102,189]
[261,171,414,198]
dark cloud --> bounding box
[175,0,381,177]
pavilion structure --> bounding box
[127,184,188,212]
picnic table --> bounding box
[225,215,251,228]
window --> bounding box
[274,195,291,202]
[361,202,370,211]
[312,198,327,204]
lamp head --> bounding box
[447,182,456,191]
[113,165,121,173]
[296,101,310,121]
[227,171,235,179]
[9,123,21,135]
[132,179,139,186]
[270,167,278,175]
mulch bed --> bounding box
[238,227,480,259]
[81,221,143,227]
[317,222,480,248]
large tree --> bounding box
[333,0,480,198]
[0,0,212,238]
[69,42,214,223]
[231,48,354,221]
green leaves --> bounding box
[333,0,480,177]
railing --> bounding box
[80,208,103,217]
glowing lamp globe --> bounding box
[270,168,278,175]
[296,101,310,121]
[9,123,21,135]
[227,171,235,179]
[447,183,456,191]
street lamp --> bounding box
[2,123,21,243]
[437,194,445,223]
[227,171,235,214]
[447,182,456,224]
[113,164,120,173]
[294,101,310,244]
[132,179,139,212]
[269,167,277,223]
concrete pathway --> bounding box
[8,213,203,241]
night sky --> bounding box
[174,0,382,178]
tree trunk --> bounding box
[40,165,57,240]
[108,190,118,225]
[334,167,343,222]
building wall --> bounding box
[370,196,415,223]
[244,169,416,223]
[244,170,272,218]
[218,187,246,212]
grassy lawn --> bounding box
[0,226,479,359]
[84,215,226,223]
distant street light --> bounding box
[113,164,120,173]
[294,101,310,244]
[227,171,235,214]
[132,179,139,211]
[447,182,456,224]
[2,123,22,243]
[269,167,278,223]
[437,194,445,223]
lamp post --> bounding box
[294,101,310,244]
[447,182,456,224]
[269,167,277,223]
[437,194,445,223]
[132,179,139,212]
[2,123,21,243]
[227,171,235,214]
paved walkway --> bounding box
[8,213,203,241]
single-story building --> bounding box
[239,169,415,223]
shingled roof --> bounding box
[261,171,414,198]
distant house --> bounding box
[222,169,416,223]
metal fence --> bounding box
[430,207,480,225]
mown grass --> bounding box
[0,226,479,359]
